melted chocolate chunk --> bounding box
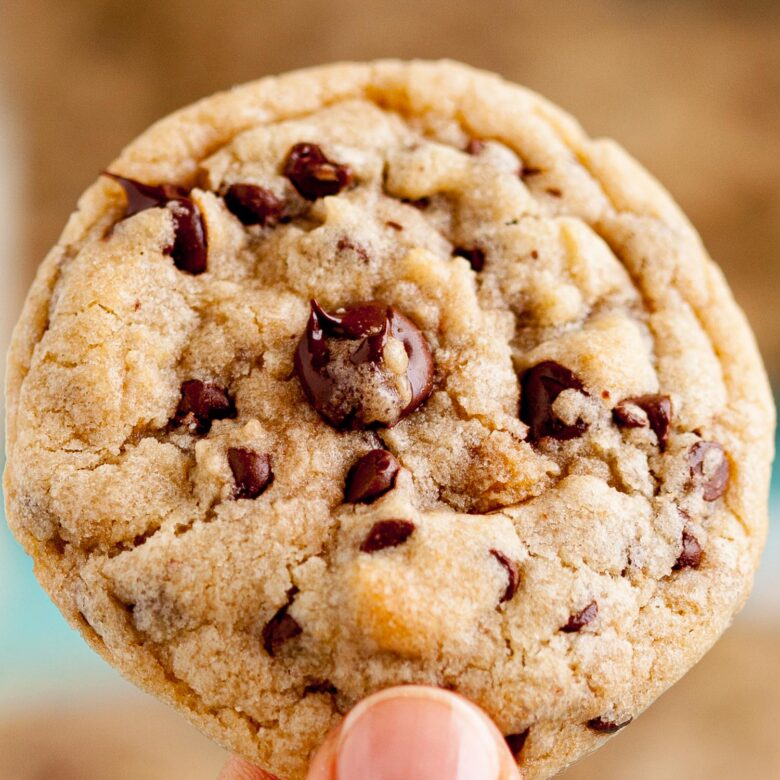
[360,519,415,553]
[262,604,302,656]
[688,441,729,501]
[105,173,188,215]
[405,197,430,209]
[465,138,486,155]
[520,361,588,441]
[587,717,632,734]
[673,528,703,570]
[105,173,207,275]
[175,380,236,434]
[490,549,519,603]
[561,600,599,633]
[283,142,352,200]
[613,394,672,449]
[294,300,434,430]
[504,729,530,758]
[223,183,287,226]
[345,449,400,504]
[228,448,273,499]
[454,246,486,272]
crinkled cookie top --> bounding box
[4,61,774,780]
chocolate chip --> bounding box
[105,173,207,275]
[283,142,352,200]
[613,394,672,449]
[262,600,302,656]
[105,173,189,216]
[504,729,530,758]
[132,529,155,548]
[587,717,632,734]
[520,361,588,441]
[454,246,486,272]
[612,401,645,428]
[168,199,208,274]
[360,519,415,553]
[404,197,430,209]
[345,449,400,503]
[688,441,729,501]
[673,528,703,570]
[294,300,434,430]
[175,380,236,434]
[490,549,519,603]
[639,395,673,447]
[223,183,287,226]
[465,138,486,155]
[519,165,542,178]
[561,600,599,632]
[228,448,273,499]
[336,237,370,263]
[304,680,338,696]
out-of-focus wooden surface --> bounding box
[2,0,779,375]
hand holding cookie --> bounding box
[219,687,522,780]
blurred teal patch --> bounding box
[0,453,122,701]
[774,420,780,508]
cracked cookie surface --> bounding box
[4,61,775,779]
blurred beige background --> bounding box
[0,1,778,778]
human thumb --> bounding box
[306,685,522,780]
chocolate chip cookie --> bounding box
[4,61,775,779]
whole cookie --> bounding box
[4,61,775,779]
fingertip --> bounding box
[306,685,522,780]
[305,721,342,779]
[441,689,523,779]
[218,755,279,780]
[465,697,524,779]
